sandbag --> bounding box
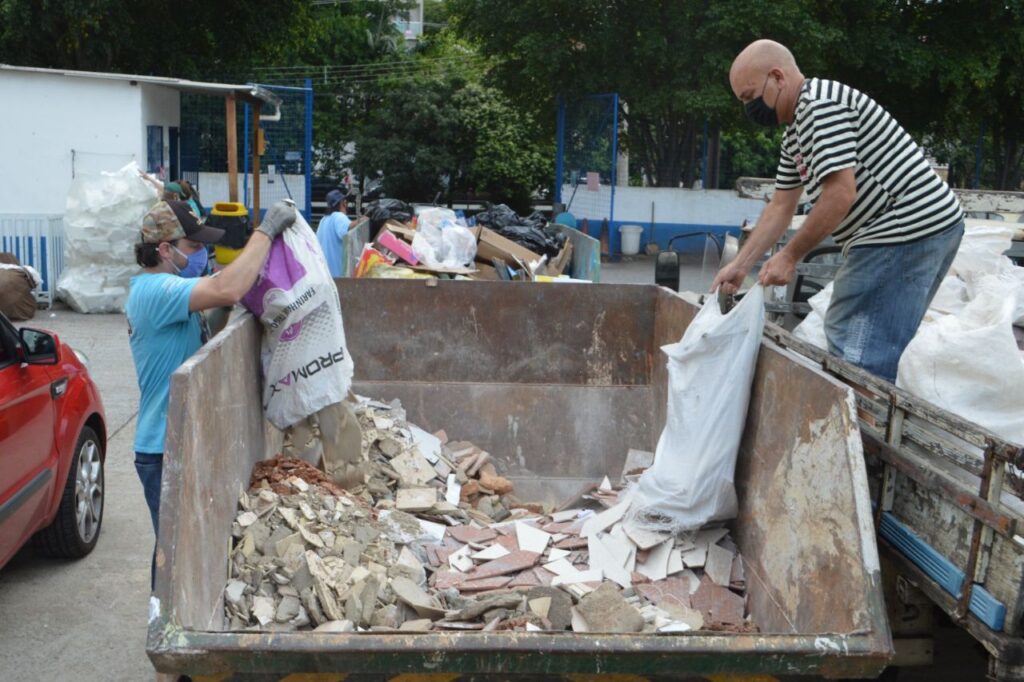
[0,254,37,321]
[627,286,766,532]
[240,210,354,430]
[898,275,1024,446]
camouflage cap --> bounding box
[140,201,224,244]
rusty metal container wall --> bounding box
[148,280,892,678]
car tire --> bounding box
[34,425,104,558]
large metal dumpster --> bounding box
[148,280,892,679]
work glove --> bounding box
[256,199,296,240]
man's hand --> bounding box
[256,200,297,240]
[757,250,797,286]
[711,260,749,295]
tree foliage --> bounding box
[449,0,1024,190]
[351,37,550,210]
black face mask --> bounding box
[744,74,781,127]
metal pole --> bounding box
[226,95,238,202]
[251,102,261,227]
[609,93,619,251]
[554,96,566,206]
[305,78,314,221]
[243,101,250,211]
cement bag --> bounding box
[240,210,354,429]
[628,285,766,532]
[411,207,476,269]
[897,274,1024,446]
[57,161,158,312]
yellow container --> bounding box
[208,202,250,265]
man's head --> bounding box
[326,189,347,214]
[134,200,224,272]
[729,39,804,127]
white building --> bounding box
[0,65,280,301]
[0,64,280,214]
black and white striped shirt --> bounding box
[776,78,963,253]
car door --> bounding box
[0,316,58,565]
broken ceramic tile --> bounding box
[667,548,684,576]
[448,545,474,573]
[587,535,631,588]
[445,474,461,506]
[390,576,445,619]
[471,544,510,561]
[396,487,437,512]
[408,424,442,463]
[390,450,437,487]
[515,521,552,554]
[580,497,631,538]
[547,547,570,562]
[637,538,673,582]
[704,543,734,587]
[469,550,541,580]
[622,520,670,550]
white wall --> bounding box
[197,172,307,212]
[562,184,766,227]
[0,71,144,214]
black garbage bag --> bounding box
[474,203,520,230]
[362,198,414,238]
[494,225,567,259]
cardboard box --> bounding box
[474,226,542,266]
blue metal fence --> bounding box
[554,93,619,249]
[243,81,314,221]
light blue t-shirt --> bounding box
[316,211,351,277]
[126,273,202,454]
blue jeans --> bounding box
[825,221,964,383]
[134,452,162,589]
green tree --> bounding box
[449,0,846,188]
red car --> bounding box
[0,311,106,569]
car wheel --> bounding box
[34,425,104,558]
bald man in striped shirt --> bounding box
[713,39,964,383]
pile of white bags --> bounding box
[628,286,766,532]
[57,162,158,312]
[793,222,1024,446]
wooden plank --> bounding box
[225,95,238,202]
[862,433,1015,536]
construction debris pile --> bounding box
[353,204,577,282]
[223,398,755,634]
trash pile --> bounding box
[223,397,755,634]
[353,204,577,282]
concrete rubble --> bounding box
[223,398,756,634]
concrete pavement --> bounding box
[0,310,153,681]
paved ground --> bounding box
[0,259,989,680]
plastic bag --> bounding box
[411,207,477,269]
[495,224,566,258]
[897,274,1024,446]
[627,286,766,532]
[240,210,354,430]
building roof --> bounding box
[0,64,281,109]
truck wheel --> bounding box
[34,426,104,558]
